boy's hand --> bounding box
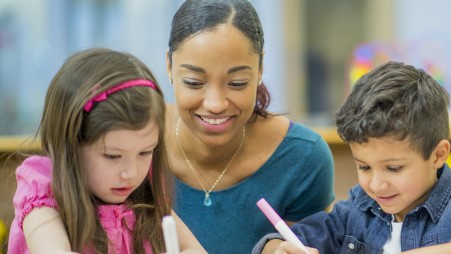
[262,239,319,254]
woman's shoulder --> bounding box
[288,121,324,141]
[259,116,325,145]
[252,114,289,135]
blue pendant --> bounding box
[204,194,212,206]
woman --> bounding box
[165,0,335,253]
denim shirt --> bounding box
[252,164,451,254]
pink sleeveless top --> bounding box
[7,156,152,254]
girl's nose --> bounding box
[120,159,138,180]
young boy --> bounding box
[252,61,451,254]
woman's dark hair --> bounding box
[168,0,271,121]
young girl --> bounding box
[7,48,205,254]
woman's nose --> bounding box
[202,85,229,113]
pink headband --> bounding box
[83,79,158,112]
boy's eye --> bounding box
[387,166,402,172]
[103,154,121,160]
[358,165,370,171]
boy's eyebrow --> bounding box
[352,157,365,163]
[179,64,252,74]
[353,157,407,163]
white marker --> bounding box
[257,198,311,254]
[162,215,180,254]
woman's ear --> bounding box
[259,51,265,79]
[432,139,450,168]
[166,48,173,84]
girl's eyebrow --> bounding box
[103,143,157,152]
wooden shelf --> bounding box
[312,126,344,145]
[0,127,344,153]
[0,135,41,153]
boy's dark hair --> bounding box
[336,61,450,159]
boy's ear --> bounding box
[432,139,450,168]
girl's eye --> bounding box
[358,165,371,171]
[181,79,203,88]
[139,151,153,157]
[103,154,120,160]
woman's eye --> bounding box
[181,79,203,88]
[229,81,248,88]
[103,154,120,160]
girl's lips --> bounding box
[111,186,133,197]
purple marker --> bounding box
[257,198,311,254]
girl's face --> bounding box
[167,24,262,146]
[81,120,159,204]
[350,136,444,222]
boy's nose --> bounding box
[369,173,389,192]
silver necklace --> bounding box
[175,118,245,206]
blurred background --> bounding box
[1,0,450,136]
[1,0,451,251]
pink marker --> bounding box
[257,198,311,254]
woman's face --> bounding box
[167,24,262,146]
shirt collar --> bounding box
[419,164,451,223]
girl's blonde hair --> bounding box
[39,48,171,253]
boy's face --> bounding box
[350,136,444,222]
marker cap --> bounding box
[257,198,282,226]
